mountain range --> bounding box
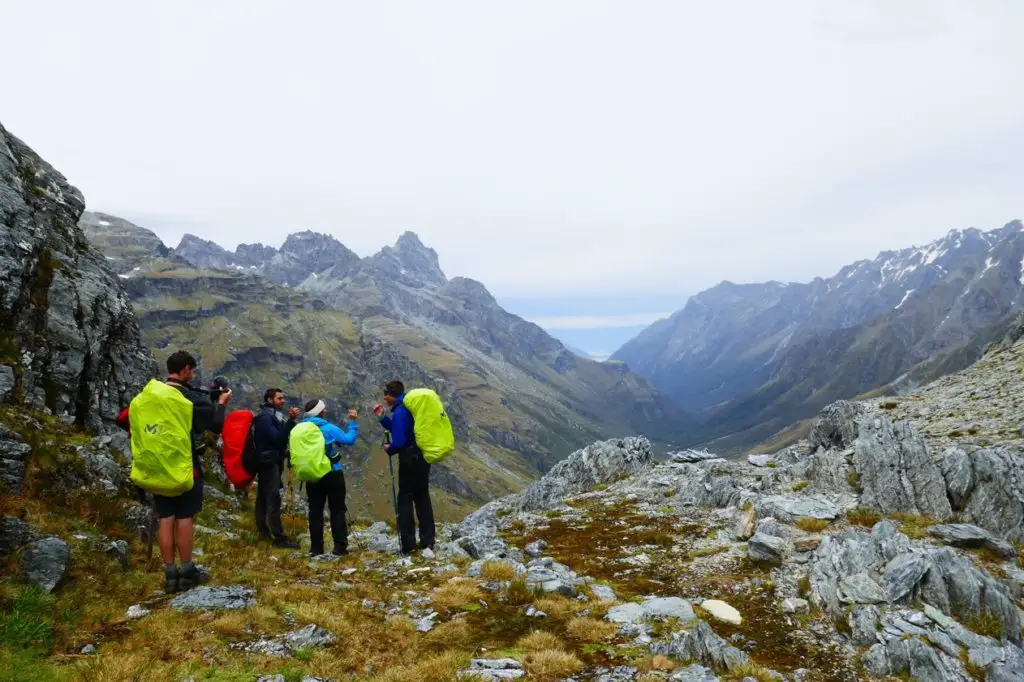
[614,221,1024,451]
[81,212,688,520]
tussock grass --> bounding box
[792,481,811,492]
[892,513,937,539]
[369,650,470,682]
[432,578,485,613]
[965,609,1005,639]
[423,619,475,651]
[517,630,564,652]
[565,617,617,642]
[724,661,779,682]
[504,579,536,606]
[523,649,583,681]
[685,545,729,561]
[847,507,881,528]
[533,596,581,619]
[794,518,829,533]
[481,560,518,581]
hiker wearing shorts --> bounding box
[156,351,231,593]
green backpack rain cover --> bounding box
[403,388,455,464]
[289,421,332,482]
[129,379,194,496]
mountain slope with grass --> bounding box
[7,323,1024,680]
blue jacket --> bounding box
[379,394,415,456]
[302,416,358,471]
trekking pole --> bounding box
[384,432,399,528]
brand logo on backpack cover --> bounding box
[145,424,158,433]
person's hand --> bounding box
[383,444,391,456]
[347,408,358,420]
[217,388,233,405]
[288,407,300,420]
[373,404,385,417]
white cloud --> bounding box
[530,313,671,330]
[0,0,1021,301]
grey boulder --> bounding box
[21,537,70,593]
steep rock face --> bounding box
[0,122,155,427]
[172,234,234,270]
[616,222,1024,452]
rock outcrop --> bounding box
[0,122,155,427]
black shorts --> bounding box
[154,474,203,519]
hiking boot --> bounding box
[178,563,206,591]
[332,547,349,557]
[272,536,300,550]
[163,566,180,594]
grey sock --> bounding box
[181,561,195,573]
[164,563,177,573]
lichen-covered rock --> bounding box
[170,586,255,611]
[853,417,952,520]
[808,400,865,451]
[943,447,1024,542]
[21,537,69,593]
[0,121,156,429]
[0,515,38,555]
[0,425,31,494]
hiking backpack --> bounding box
[403,388,455,464]
[128,379,195,496]
[221,409,257,489]
[288,421,332,482]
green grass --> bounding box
[847,507,881,528]
[792,481,811,492]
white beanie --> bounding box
[306,399,326,418]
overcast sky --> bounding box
[2,1,1022,351]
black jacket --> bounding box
[167,379,227,472]
[252,405,295,466]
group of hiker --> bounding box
[123,350,452,594]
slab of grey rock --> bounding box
[746,454,775,467]
[883,553,931,602]
[747,532,787,565]
[171,585,255,611]
[606,602,644,624]
[591,584,617,601]
[944,447,1024,542]
[850,605,880,645]
[22,537,70,593]
[853,417,952,520]
[458,658,525,680]
[652,621,750,672]
[641,597,695,621]
[756,495,839,522]
[733,506,756,541]
[125,604,150,620]
[838,573,887,604]
[524,539,547,558]
[106,540,129,569]
[0,365,13,401]
[671,449,721,464]
[808,400,865,451]
[80,644,97,655]
[928,523,1017,558]
[782,597,809,614]
[668,665,719,682]
[0,516,38,555]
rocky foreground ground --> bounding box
[3,332,1024,681]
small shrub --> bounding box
[847,469,863,492]
[505,579,534,605]
[880,401,899,410]
[892,513,936,540]
[794,518,829,533]
[847,507,881,528]
[965,609,1005,639]
[792,481,811,492]
[947,430,964,438]
[797,574,811,599]
[726,662,779,682]
[766,462,777,468]
[592,483,610,492]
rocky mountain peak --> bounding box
[264,230,359,286]
[173,233,233,270]
[371,231,447,287]
[233,242,277,268]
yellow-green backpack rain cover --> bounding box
[289,421,331,482]
[403,388,455,464]
[129,379,194,496]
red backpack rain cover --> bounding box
[221,409,256,489]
